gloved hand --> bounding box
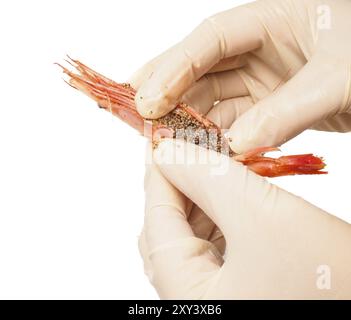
[139,139,351,299]
[131,0,351,153]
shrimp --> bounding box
[57,57,326,178]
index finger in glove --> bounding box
[135,5,265,119]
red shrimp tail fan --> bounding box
[235,148,327,177]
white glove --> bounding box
[131,0,351,153]
[139,140,351,299]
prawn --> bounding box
[57,57,326,178]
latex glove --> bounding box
[139,140,351,299]
[132,0,351,153]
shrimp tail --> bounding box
[234,147,327,177]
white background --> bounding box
[0,0,350,299]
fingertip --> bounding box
[128,65,145,89]
[135,87,174,119]
[227,112,266,153]
[226,125,250,154]
[228,140,247,155]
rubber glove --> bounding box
[139,139,351,299]
[132,0,351,153]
